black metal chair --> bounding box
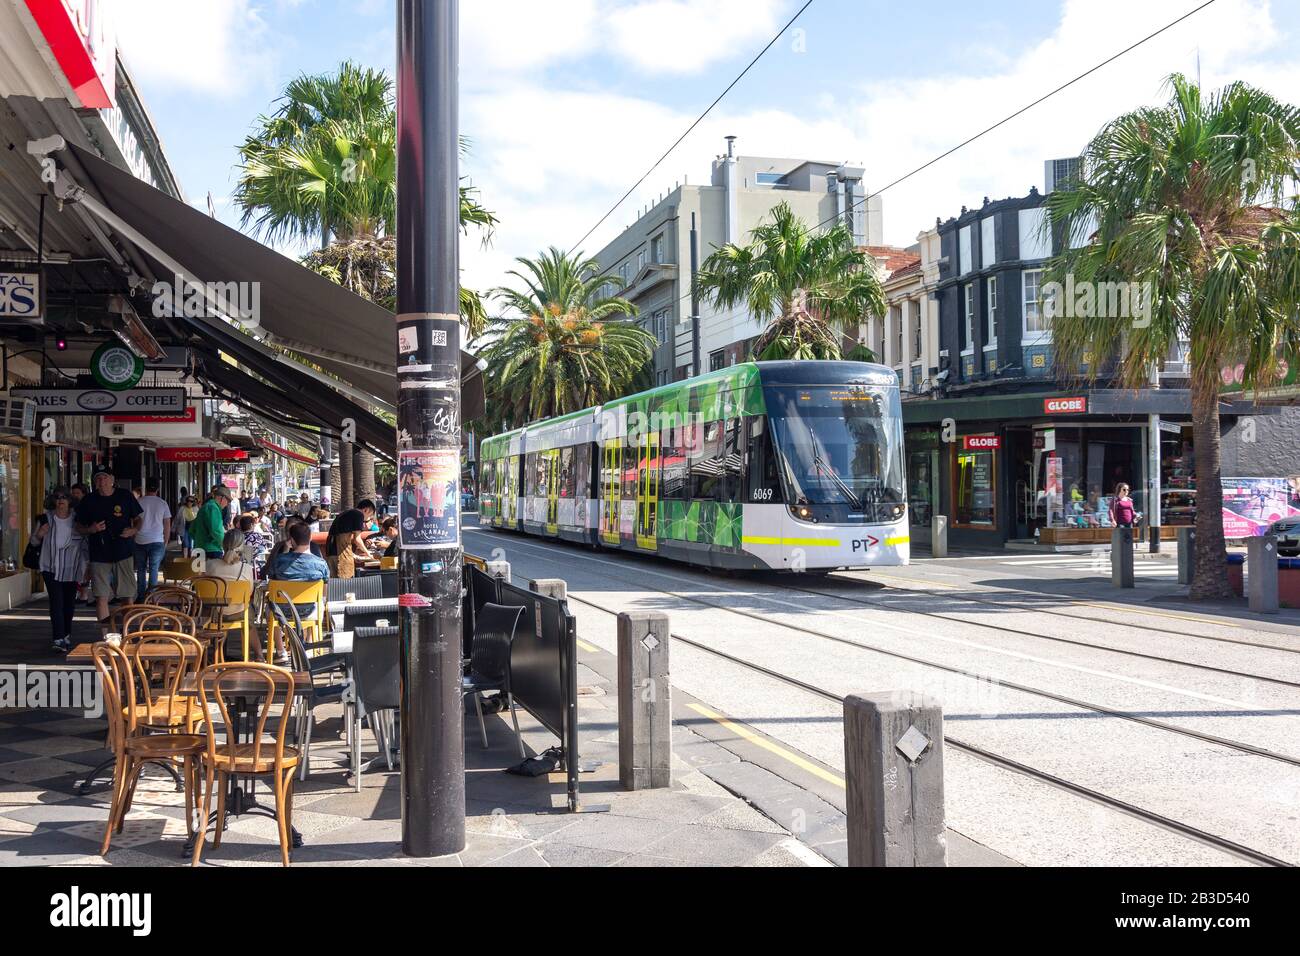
[462,603,526,756]
[270,598,352,783]
[325,575,384,604]
[351,630,401,789]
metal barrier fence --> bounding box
[467,566,580,811]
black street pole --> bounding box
[396,0,464,857]
[689,212,701,377]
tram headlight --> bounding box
[889,502,906,521]
[792,505,812,520]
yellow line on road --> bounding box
[685,702,845,789]
[576,638,599,653]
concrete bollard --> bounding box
[931,515,948,558]
[529,579,567,602]
[486,560,510,584]
[1177,527,1196,586]
[616,610,671,790]
[843,692,946,867]
[1111,527,1134,588]
[1247,535,1279,614]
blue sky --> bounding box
[116,0,1300,294]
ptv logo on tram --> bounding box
[851,535,880,553]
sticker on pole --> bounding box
[398,593,432,608]
[398,448,460,550]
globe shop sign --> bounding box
[10,387,186,415]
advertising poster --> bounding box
[398,448,460,549]
[1221,477,1300,537]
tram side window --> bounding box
[622,443,637,499]
[573,444,591,499]
[723,419,743,501]
[660,425,687,500]
[746,417,783,504]
[558,446,574,498]
[690,421,724,501]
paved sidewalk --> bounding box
[0,642,816,868]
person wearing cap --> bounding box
[190,486,231,562]
[74,466,143,625]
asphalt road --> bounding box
[465,516,1300,867]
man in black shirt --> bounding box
[75,465,143,624]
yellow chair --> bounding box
[162,555,198,583]
[380,556,398,570]
[191,576,254,661]
[265,580,325,662]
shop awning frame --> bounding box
[50,143,485,421]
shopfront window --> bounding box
[1039,426,1145,529]
[907,447,938,527]
[0,442,23,572]
[954,443,997,528]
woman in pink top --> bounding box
[1110,483,1137,527]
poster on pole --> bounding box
[398,448,460,549]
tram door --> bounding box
[504,455,518,526]
[545,448,560,535]
[635,429,659,551]
[601,439,621,546]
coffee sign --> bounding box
[10,387,186,415]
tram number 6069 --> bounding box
[752,488,774,501]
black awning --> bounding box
[191,345,394,461]
[66,144,484,419]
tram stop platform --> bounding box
[0,597,820,867]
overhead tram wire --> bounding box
[530,2,1215,365]
[565,0,816,258]
[808,0,1220,234]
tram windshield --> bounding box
[764,383,906,521]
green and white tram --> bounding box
[478,361,908,572]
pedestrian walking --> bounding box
[74,466,143,628]
[1110,482,1137,528]
[32,488,87,653]
[134,481,172,600]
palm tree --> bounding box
[694,202,886,361]
[233,61,496,336]
[1043,74,1300,600]
[481,248,655,424]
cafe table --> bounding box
[326,596,397,632]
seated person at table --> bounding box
[207,529,256,617]
[377,516,399,558]
[268,522,331,584]
[262,522,331,663]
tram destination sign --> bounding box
[10,387,187,415]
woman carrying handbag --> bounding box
[31,488,88,654]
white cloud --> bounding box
[460,0,1299,305]
[604,0,785,74]
[113,0,276,97]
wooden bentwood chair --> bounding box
[92,640,205,856]
[192,662,300,867]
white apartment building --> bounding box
[592,137,885,385]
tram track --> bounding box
[486,556,1291,868]
[835,568,1300,657]
[466,527,1300,771]
[765,576,1300,690]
